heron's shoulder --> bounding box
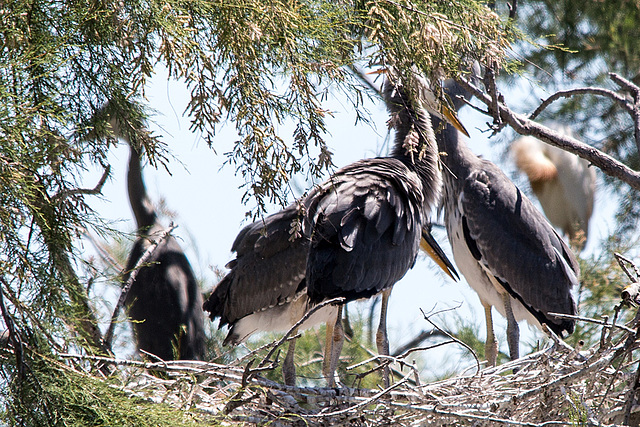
[315,157,423,198]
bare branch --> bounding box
[483,66,503,131]
[0,277,24,380]
[529,73,640,163]
[457,77,640,191]
[256,297,345,370]
[616,252,640,284]
[53,163,111,202]
[420,304,481,373]
[530,87,633,120]
[392,328,448,357]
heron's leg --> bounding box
[376,288,392,388]
[482,301,498,367]
[326,305,344,387]
[322,321,334,381]
[283,329,297,387]
[502,293,520,361]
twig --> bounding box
[0,277,24,380]
[103,224,177,351]
[391,328,448,357]
[607,303,624,346]
[610,73,640,153]
[257,297,344,370]
[420,305,481,373]
[304,369,412,419]
[53,163,111,202]
[548,312,636,334]
[541,323,579,356]
[531,87,634,121]
[483,65,503,131]
[615,253,640,306]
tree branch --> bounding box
[256,297,344,371]
[0,277,24,381]
[610,72,640,155]
[530,87,633,120]
[457,77,640,191]
[53,163,111,202]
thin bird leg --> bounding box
[502,293,520,361]
[376,288,392,388]
[322,320,334,381]
[282,329,297,386]
[482,301,498,366]
[326,305,345,387]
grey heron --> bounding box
[204,73,461,387]
[112,117,206,361]
[511,127,596,250]
[437,78,579,365]
[304,73,462,387]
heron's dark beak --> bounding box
[420,227,459,281]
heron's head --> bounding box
[375,67,469,137]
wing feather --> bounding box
[306,158,424,303]
[203,203,309,327]
[459,161,578,334]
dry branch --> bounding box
[48,301,640,426]
[457,73,640,192]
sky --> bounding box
[81,65,616,375]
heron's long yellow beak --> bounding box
[420,227,459,281]
[369,68,470,138]
[441,104,470,138]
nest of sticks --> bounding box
[59,300,640,426]
[54,254,640,426]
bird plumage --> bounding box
[117,123,206,361]
[204,73,458,386]
[123,225,207,360]
[436,78,578,363]
[203,203,337,346]
[305,158,428,304]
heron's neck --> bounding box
[128,145,157,233]
[390,109,442,210]
[433,116,480,188]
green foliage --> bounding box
[567,238,638,349]
[1,349,205,426]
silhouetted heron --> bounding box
[110,116,206,361]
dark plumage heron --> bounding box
[203,202,339,385]
[511,126,596,250]
[303,73,461,387]
[115,121,206,361]
[437,78,579,365]
[204,72,461,387]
